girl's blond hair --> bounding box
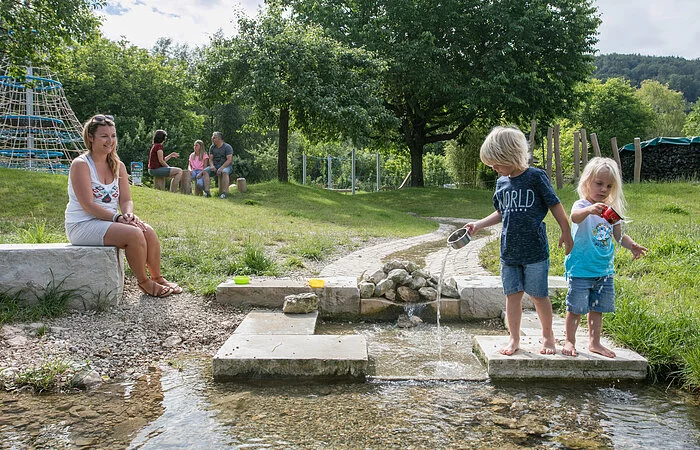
[192,140,206,161]
[82,115,120,178]
[479,126,530,172]
[578,157,626,216]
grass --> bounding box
[0,167,698,390]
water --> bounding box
[2,335,698,449]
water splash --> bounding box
[436,247,452,359]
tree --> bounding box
[577,78,654,151]
[57,37,205,167]
[284,0,600,186]
[199,7,394,182]
[682,101,700,136]
[0,0,103,67]
[636,80,687,137]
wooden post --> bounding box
[633,138,642,183]
[580,128,588,166]
[528,119,537,163]
[154,177,166,190]
[546,127,553,179]
[553,123,563,189]
[590,133,601,157]
[180,169,192,195]
[573,131,580,184]
[610,137,622,172]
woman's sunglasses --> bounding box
[92,114,115,123]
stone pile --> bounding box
[358,259,460,303]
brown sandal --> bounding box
[152,276,183,294]
[138,279,173,298]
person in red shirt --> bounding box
[147,129,182,193]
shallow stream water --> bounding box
[2,322,699,449]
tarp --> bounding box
[620,136,700,151]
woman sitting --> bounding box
[147,129,182,192]
[65,114,182,298]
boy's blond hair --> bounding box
[479,126,530,172]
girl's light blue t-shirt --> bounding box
[564,199,616,279]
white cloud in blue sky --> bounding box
[101,0,700,59]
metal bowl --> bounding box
[447,228,471,249]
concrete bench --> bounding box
[0,244,124,310]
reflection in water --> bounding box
[1,323,699,449]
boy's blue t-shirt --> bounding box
[564,199,616,278]
[493,167,561,265]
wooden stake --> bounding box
[554,124,563,189]
[633,138,642,183]
[590,133,601,157]
[611,137,622,172]
[580,128,588,166]
[546,127,553,179]
[573,132,580,184]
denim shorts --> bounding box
[501,259,550,298]
[191,169,204,187]
[565,276,615,315]
[148,167,175,177]
[205,165,232,175]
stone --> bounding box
[408,276,426,290]
[418,286,437,302]
[439,282,460,298]
[162,335,182,348]
[411,268,431,280]
[387,268,410,285]
[397,314,422,328]
[368,269,386,284]
[373,278,394,297]
[358,281,375,299]
[283,292,319,314]
[71,368,103,389]
[396,286,420,303]
[382,260,406,272]
[405,261,419,274]
[385,288,396,301]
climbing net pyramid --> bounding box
[0,66,86,174]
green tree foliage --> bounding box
[635,80,687,137]
[284,0,600,187]
[576,78,654,152]
[445,124,490,188]
[199,7,394,182]
[594,53,700,103]
[0,0,103,67]
[682,101,700,136]
[56,37,205,169]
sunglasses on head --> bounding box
[92,114,114,123]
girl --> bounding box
[465,126,573,356]
[65,115,182,298]
[188,139,211,197]
[563,157,647,358]
[147,129,182,193]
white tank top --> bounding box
[65,154,120,224]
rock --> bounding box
[282,292,319,313]
[396,286,420,303]
[405,261,419,274]
[385,288,396,301]
[408,276,426,290]
[418,286,437,302]
[71,368,103,389]
[368,269,386,284]
[382,260,406,272]
[0,324,22,339]
[397,314,422,328]
[439,281,460,298]
[359,281,375,299]
[411,268,431,280]
[6,335,28,347]
[387,268,410,285]
[373,278,394,297]
[162,335,182,348]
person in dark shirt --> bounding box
[464,126,573,356]
[205,131,233,199]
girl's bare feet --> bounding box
[499,338,520,356]
[562,340,578,357]
[590,343,616,358]
[540,335,556,355]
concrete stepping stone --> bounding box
[233,310,318,335]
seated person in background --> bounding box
[189,139,211,197]
[147,129,182,193]
[206,131,233,199]
[65,114,182,298]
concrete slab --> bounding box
[311,276,360,319]
[233,310,318,335]
[216,278,309,308]
[212,334,368,380]
[472,335,648,380]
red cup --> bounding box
[602,205,623,224]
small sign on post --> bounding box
[130,162,143,185]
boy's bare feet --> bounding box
[499,338,520,356]
[590,343,616,358]
[562,340,578,357]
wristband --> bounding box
[113,213,122,222]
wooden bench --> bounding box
[0,244,124,310]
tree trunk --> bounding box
[278,105,289,182]
[403,119,425,187]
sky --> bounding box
[100,0,700,60]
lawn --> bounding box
[0,168,698,390]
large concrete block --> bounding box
[0,244,124,310]
[314,276,360,319]
[234,310,318,335]
[212,334,368,380]
[216,278,309,308]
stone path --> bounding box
[320,218,502,279]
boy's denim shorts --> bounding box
[565,276,615,315]
[501,259,550,298]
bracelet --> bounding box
[113,213,122,222]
